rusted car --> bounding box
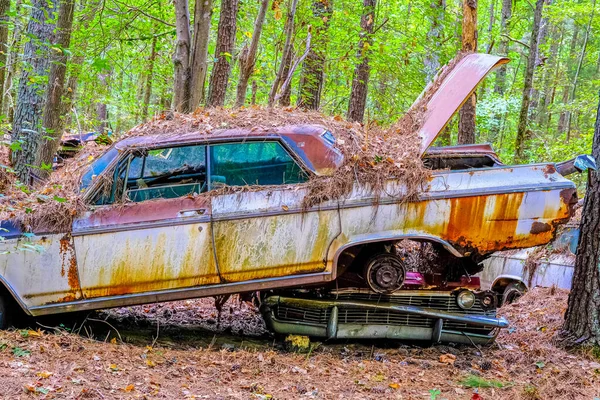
[0,54,591,344]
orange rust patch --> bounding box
[543,164,557,178]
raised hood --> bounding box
[417,53,510,155]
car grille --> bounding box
[272,293,497,333]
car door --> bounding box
[209,140,341,283]
[72,143,220,300]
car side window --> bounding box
[209,141,308,187]
[98,144,208,204]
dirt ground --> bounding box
[0,288,598,399]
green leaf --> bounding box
[53,196,66,203]
[40,162,53,172]
[429,389,441,400]
[535,361,545,369]
[9,141,22,152]
[12,347,30,357]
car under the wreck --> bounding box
[0,54,594,345]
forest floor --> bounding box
[0,287,598,399]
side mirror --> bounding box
[555,155,597,176]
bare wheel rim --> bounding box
[365,254,406,294]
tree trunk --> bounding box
[2,0,23,121]
[189,0,213,109]
[347,0,376,123]
[560,90,600,346]
[37,0,75,176]
[97,103,107,134]
[493,0,512,95]
[268,0,299,107]
[278,44,294,106]
[142,34,159,121]
[0,0,11,115]
[514,0,544,162]
[173,0,192,112]
[61,54,84,128]
[11,0,57,184]
[235,0,269,107]
[565,0,595,139]
[251,80,257,105]
[457,0,477,145]
[297,0,333,109]
[557,24,580,135]
[536,24,562,128]
[206,0,239,107]
[529,0,552,119]
[423,0,444,83]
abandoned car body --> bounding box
[0,54,589,344]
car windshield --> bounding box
[80,146,119,190]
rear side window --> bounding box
[209,141,308,187]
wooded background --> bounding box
[1,0,598,179]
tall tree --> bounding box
[297,0,333,109]
[142,34,159,121]
[189,0,213,109]
[457,0,477,145]
[494,0,512,95]
[172,0,192,112]
[11,0,57,183]
[560,91,600,346]
[2,0,23,120]
[206,0,239,107]
[236,0,269,107]
[423,0,444,83]
[565,0,596,139]
[514,0,545,162]
[268,0,299,107]
[37,0,76,176]
[347,0,376,123]
[0,0,11,115]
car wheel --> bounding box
[502,282,526,305]
[363,253,406,294]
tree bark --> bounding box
[206,0,239,107]
[37,0,76,176]
[457,0,477,145]
[11,0,57,183]
[423,0,444,83]
[173,0,192,112]
[514,0,544,162]
[565,0,595,139]
[235,0,269,107]
[536,24,561,128]
[276,31,311,105]
[189,0,213,109]
[560,90,600,346]
[2,0,23,121]
[142,34,159,121]
[347,0,376,123]
[297,0,333,109]
[268,0,299,107]
[557,24,580,135]
[0,0,11,115]
[493,0,512,95]
[61,54,84,128]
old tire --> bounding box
[502,282,526,305]
[0,295,8,329]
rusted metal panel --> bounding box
[417,54,510,155]
[334,163,575,259]
[211,189,340,282]
[72,196,218,299]
[0,234,81,308]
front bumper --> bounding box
[262,293,508,345]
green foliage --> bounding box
[460,374,507,388]
[3,0,598,166]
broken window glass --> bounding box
[209,141,308,187]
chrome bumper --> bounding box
[262,295,508,345]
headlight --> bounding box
[457,290,476,310]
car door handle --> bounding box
[178,208,207,217]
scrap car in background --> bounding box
[0,54,593,345]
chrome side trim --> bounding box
[71,215,211,236]
[28,271,332,316]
